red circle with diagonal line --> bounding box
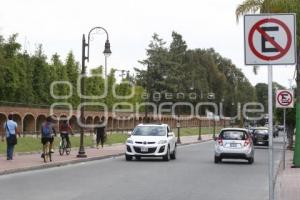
[248,18,292,61]
[277,91,292,106]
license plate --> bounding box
[230,143,237,147]
[141,146,148,152]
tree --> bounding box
[0,34,22,102]
[136,32,256,116]
[86,66,105,102]
[236,0,300,165]
[31,45,53,104]
[14,52,34,104]
[255,83,268,111]
[51,53,69,102]
[65,52,80,106]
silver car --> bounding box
[214,128,254,164]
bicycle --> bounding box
[43,141,52,163]
[59,135,71,155]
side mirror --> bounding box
[127,131,132,136]
[168,132,175,137]
[213,136,218,141]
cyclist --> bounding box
[59,120,73,148]
[41,116,56,157]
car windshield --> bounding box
[132,126,166,136]
[219,130,248,140]
[254,130,268,134]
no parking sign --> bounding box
[276,89,294,108]
[244,14,296,65]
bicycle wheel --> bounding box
[66,141,71,155]
[59,140,64,156]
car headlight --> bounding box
[127,139,133,144]
[158,140,167,144]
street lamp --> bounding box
[77,27,111,158]
[87,27,111,78]
[144,64,151,123]
[115,69,130,80]
[189,85,202,140]
[221,98,226,128]
[230,102,235,127]
[207,92,216,139]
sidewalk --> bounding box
[0,134,212,175]
[275,150,300,200]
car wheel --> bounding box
[163,147,170,161]
[170,145,176,160]
[248,157,254,164]
[125,154,133,161]
[214,156,221,163]
[135,156,141,160]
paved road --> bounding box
[0,140,283,200]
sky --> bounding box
[0,0,296,88]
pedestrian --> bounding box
[2,113,20,160]
[41,116,56,157]
[95,121,106,149]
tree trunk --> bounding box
[293,50,300,165]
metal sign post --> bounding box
[245,14,296,200]
[275,89,294,170]
[268,65,274,200]
[283,108,286,169]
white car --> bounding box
[214,128,254,164]
[125,124,177,161]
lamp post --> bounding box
[77,27,111,158]
[176,112,181,144]
[176,84,182,144]
[231,102,235,128]
[115,69,130,80]
[190,85,202,141]
[144,64,150,123]
[207,92,215,139]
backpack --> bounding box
[42,123,52,138]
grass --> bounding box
[0,127,224,154]
[0,133,129,155]
[173,126,223,136]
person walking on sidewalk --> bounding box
[95,121,106,149]
[41,116,56,156]
[2,113,20,160]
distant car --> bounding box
[277,125,284,131]
[273,126,279,137]
[252,127,269,146]
[214,128,254,164]
[125,124,177,161]
[247,127,256,138]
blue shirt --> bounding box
[4,120,17,137]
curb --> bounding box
[0,152,125,176]
[0,139,212,176]
[0,143,126,157]
[178,139,213,146]
[274,149,293,199]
